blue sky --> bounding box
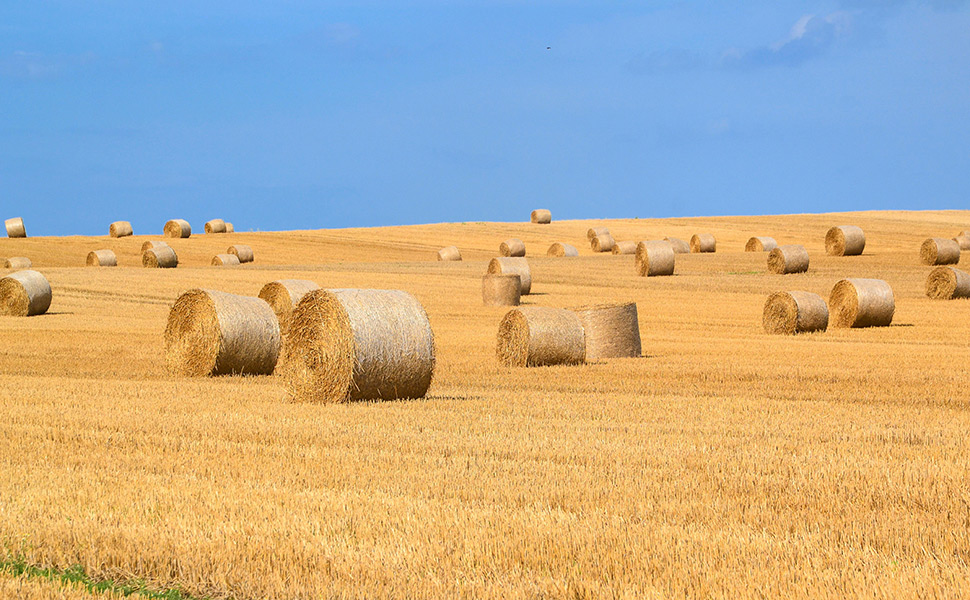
[1,1,968,235]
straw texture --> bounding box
[436,246,462,261]
[4,218,26,238]
[825,226,865,256]
[925,266,970,300]
[205,219,228,234]
[2,257,31,269]
[829,278,894,328]
[763,291,829,335]
[482,274,521,306]
[530,209,552,224]
[612,241,637,255]
[282,289,436,403]
[165,289,280,377]
[108,221,133,238]
[141,240,170,253]
[228,244,254,263]
[954,235,970,251]
[664,237,690,254]
[590,233,615,253]
[499,238,526,257]
[690,234,716,253]
[497,307,585,367]
[587,227,610,241]
[635,241,675,277]
[212,254,241,266]
[767,245,809,274]
[573,302,641,360]
[745,236,777,252]
[163,219,191,238]
[547,242,578,257]
[0,270,51,317]
[487,257,532,295]
[225,223,234,233]
[143,246,178,268]
[86,249,117,267]
[258,279,321,331]
[919,238,960,266]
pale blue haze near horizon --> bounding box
[1,1,968,235]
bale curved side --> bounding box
[2,257,31,270]
[587,227,610,241]
[212,254,241,266]
[612,241,637,255]
[925,267,970,300]
[0,270,51,316]
[635,241,675,276]
[763,291,828,335]
[767,245,809,274]
[499,238,526,257]
[496,307,585,367]
[487,257,532,295]
[436,246,462,261]
[205,219,228,234]
[690,234,716,253]
[4,218,26,238]
[829,278,894,328]
[482,274,521,306]
[745,236,777,252]
[163,219,191,238]
[143,246,178,268]
[919,238,961,266]
[573,302,641,360]
[228,244,254,263]
[547,242,578,257]
[664,237,690,254]
[531,209,552,224]
[825,226,865,256]
[86,249,117,267]
[590,234,615,253]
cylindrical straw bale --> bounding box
[763,291,829,335]
[86,249,117,267]
[143,246,178,268]
[690,234,716,253]
[925,266,970,300]
[919,238,961,266]
[225,223,234,233]
[109,221,133,238]
[482,274,521,306]
[4,218,26,238]
[228,244,254,263]
[590,234,615,253]
[164,219,191,238]
[745,236,777,252]
[531,209,552,224]
[212,254,241,266]
[664,237,690,254]
[612,241,637,255]
[436,246,462,261]
[829,278,894,328]
[547,242,578,257]
[2,257,31,269]
[205,219,227,234]
[635,241,675,276]
[587,227,610,241]
[283,289,436,403]
[141,240,170,253]
[825,226,865,256]
[164,289,280,377]
[573,302,641,360]
[499,238,526,257]
[487,257,531,295]
[767,244,809,274]
[0,270,51,316]
[258,280,321,333]
[954,234,970,251]
[497,307,585,367]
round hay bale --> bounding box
[767,244,809,274]
[587,227,610,241]
[531,209,552,224]
[925,266,970,300]
[258,279,321,330]
[829,278,894,328]
[4,218,26,238]
[590,233,615,253]
[436,246,462,261]
[497,306,585,367]
[499,238,526,257]
[2,257,31,269]
[919,238,961,266]
[205,219,227,234]
[212,254,240,266]
[228,244,254,263]
[164,289,280,377]
[86,249,117,267]
[482,274,521,306]
[635,241,675,276]
[0,270,51,316]
[612,241,637,255]
[283,289,436,403]
[141,240,169,253]
[745,236,777,252]
[143,246,178,268]
[487,257,532,295]
[763,291,829,335]
[573,302,641,360]
[825,225,865,256]
[109,221,133,238]
[547,242,578,257]
[225,223,234,233]
[163,219,191,238]
[953,235,970,251]
[664,237,690,254]
[689,234,716,253]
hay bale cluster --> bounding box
[164,219,192,239]
[919,238,960,266]
[4,218,26,238]
[825,226,865,256]
[767,245,809,274]
[763,291,828,335]
[482,274,521,306]
[547,242,578,257]
[437,246,462,261]
[531,209,552,224]
[635,241,675,277]
[86,249,117,267]
[497,307,585,367]
[0,270,51,317]
[487,257,531,295]
[500,238,526,257]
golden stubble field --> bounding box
[1,210,969,599]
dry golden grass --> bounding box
[1,210,970,598]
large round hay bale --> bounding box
[573,302,641,360]
[829,278,894,328]
[204,219,227,234]
[2,257,31,269]
[225,223,234,233]
[499,238,526,257]
[612,241,637,255]
[482,274,521,306]
[141,240,170,253]
[437,246,462,261]
[547,242,578,257]
[487,257,531,295]
[4,218,26,238]
[587,227,610,241]
[283,289,436,403]
[531,209,552,224]
[0,270,51,316]
[590,233,615,253]
[689,234,716,253]
[143,246,178,268]
[745,236,777,252]
[163,219,191,238]
[497,306,585,367]
[954,234,970,251]
[763,291,829,335]
[919,238,961,266]
[165,289,280,377]
[86,249,117,267]
[635,240,675,276]
[228,244,254,263]
[767,244,809,274]
[664,237,690,254]
[258,279,321,330]
[212,254,240,266]
[109,221,133,238]
[925,266,970,300]
[825,225,865,256]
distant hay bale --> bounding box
[487,257,532,295]
[86,249,117,267]
[143,246,178,268]
[283,289,436,403]
[573,302,641,360]
[225,223,234,233]
[587,227,610,241]
[690,234,716,253]
[108,221,133,238]
[919,238,960,266]
[612,241,637,255]
[925,266,970,300]
[141,240,170,253]
[482,274,521,306]
[228,244,254,263]
[212,254,240,266]
[954,234,970,251]
[745,236,777,252]
[635,240,675,276]
[437,246,462,261]
[497,306,585,367]
[0,270,51,316]
[258,279,321,331]
[664,237,690,254]
[2,257,31,269]
[547,242,578,257]
[829,278,894,328]
[205,219,228,234]
[763,291,829,335]
[590,233,615,253]
[164,289,280,377]
[825,225,865,256]
[163,219,191,238]
[767,244,809,274]
[4,218,26,238]
[499,238,526,257]
[531,209,552,224]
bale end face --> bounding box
[926,266,970,300]
[763,291,828,335]
[919,238,961,266]
[530,209,552,224]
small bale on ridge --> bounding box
[482,274,521,306]
[225,223,234,233]
[531,209,552,224]
[635,241,675,277]
[86,250,117,267]
[547,242,578,257]
[763,291,829,335]
[487,257,532,295]
[829,278,894,328]
[163,219,192,238]
[767,245,809,274]
[0,270,51,317]
[925,266,970,300]
[205,219,228,234]
[4,218,26,238]
[919,238,961,266]
[745,236,777,252]
[825,226,865,256]
[437,246,462,261]
[109,221,133,238]
[497,306,585,367]
[573,302,641,360]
